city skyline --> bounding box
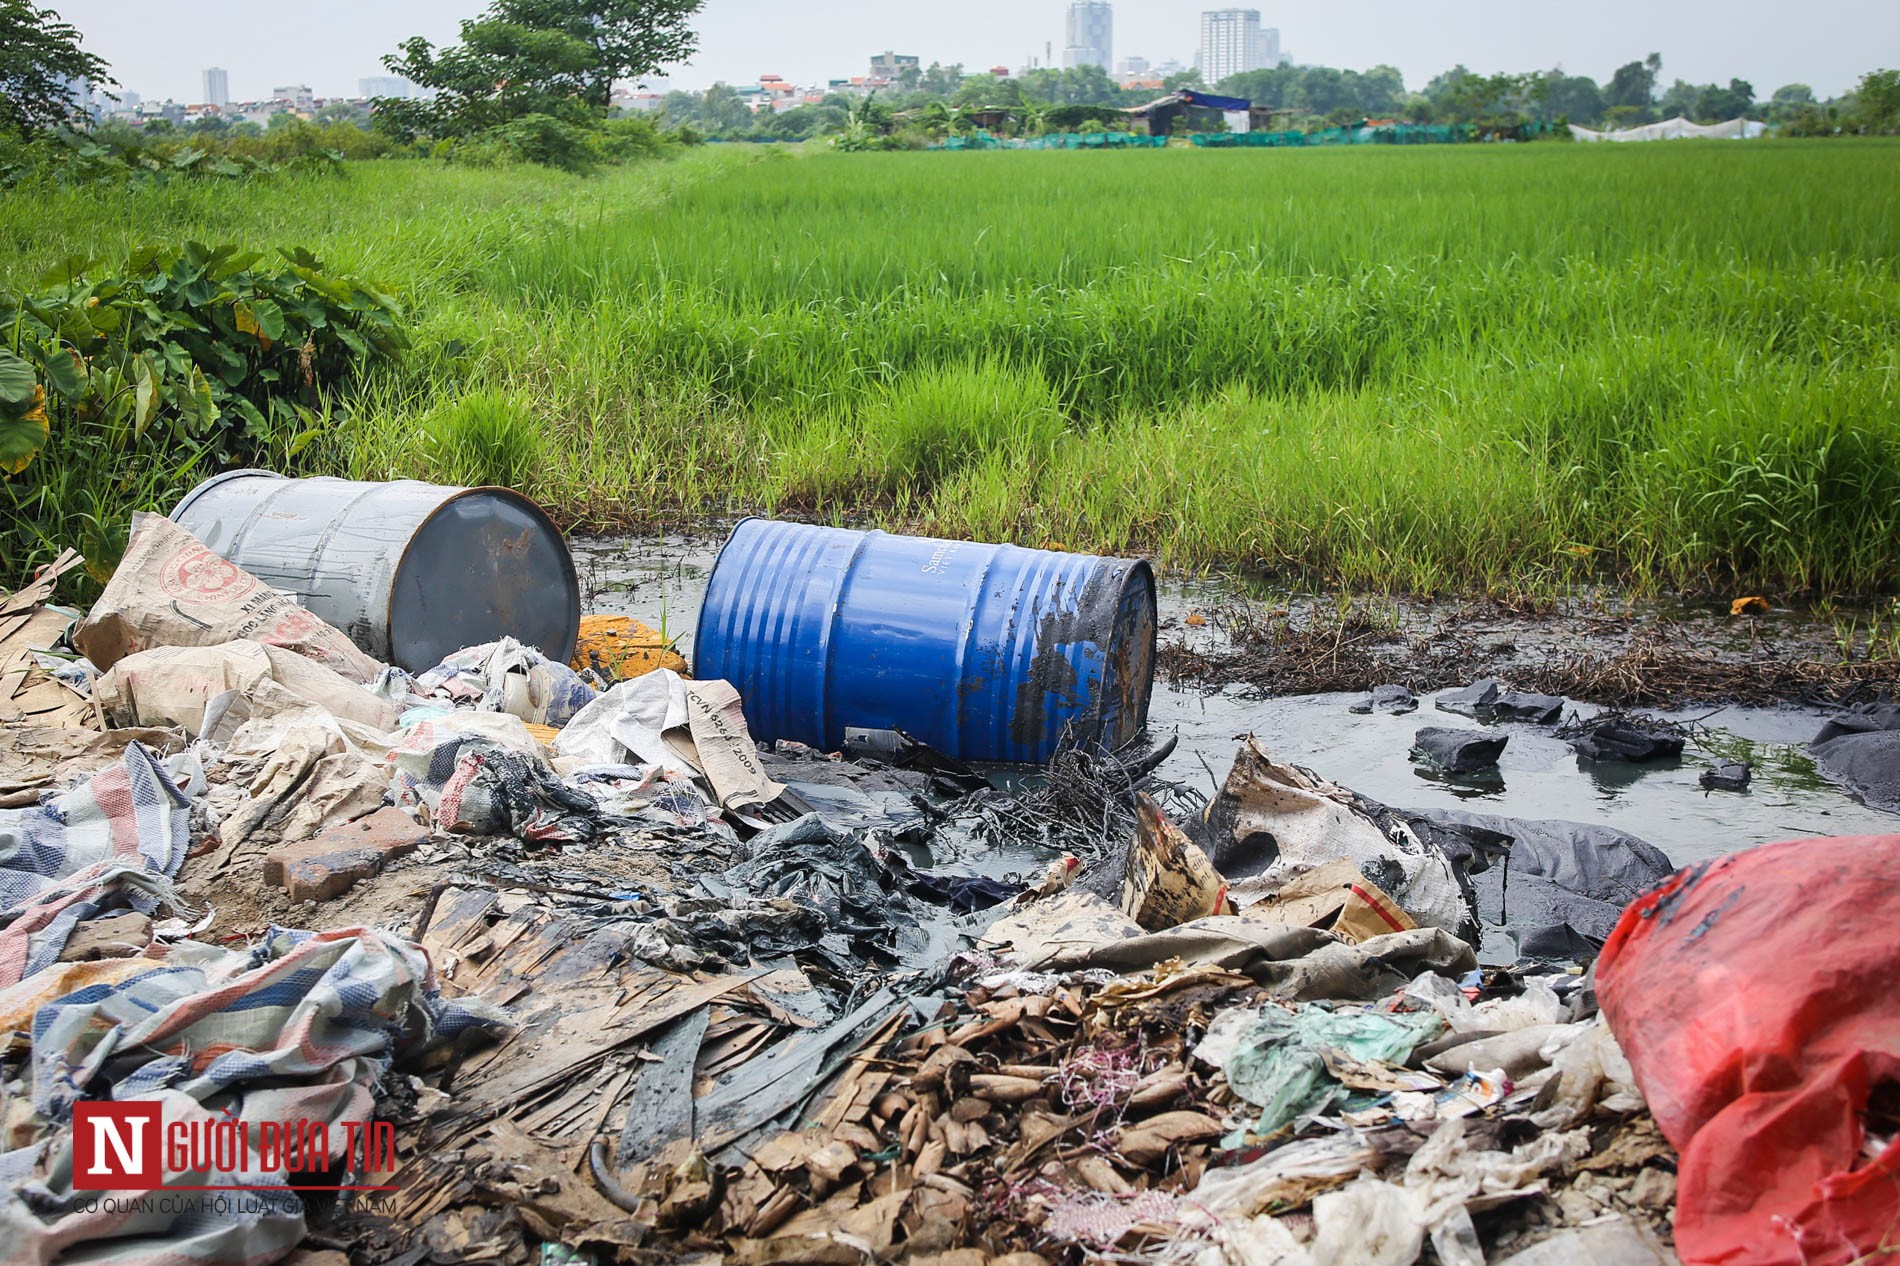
[49,0,1895,106]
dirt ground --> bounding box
[1158,593,1900,708]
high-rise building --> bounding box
[1201,9,1274,84]
[271,84,315,111]
[202,67,228,108]
[1255,27,1285,69]
[359,76,413,99]
[1117,55,1150,76]
[1061,1,1112,72]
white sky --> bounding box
[54,0,1896,103]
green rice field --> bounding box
[5,139,1898,594]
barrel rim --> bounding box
[170,467,285,522]
[1117,557,1160,741]
[390,484,583,666]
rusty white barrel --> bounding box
[693,518,1157,764]
[172,470,580,673]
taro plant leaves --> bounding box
[0,350,49,475]
[1,240,408,582]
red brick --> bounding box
[264,807,428,903]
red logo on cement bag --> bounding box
[73,1102,164,1189]
[161,545,254,603]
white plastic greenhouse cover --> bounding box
[1570,116,1768,142]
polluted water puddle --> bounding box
[574,531,1898,872]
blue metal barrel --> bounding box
[172,470,580,673]
[693,519,1156,764]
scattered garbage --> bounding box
[1412,725,1509,774]
[1412,806,1677,957]
[1349,683,1419,714]
[172,469,581,671]
[1810,701,1900,812]
[1491,690,1565,724]
[1203,737,1476,935]
[3,504,1893,1266]
[694,519,1157,763]
[1435,679,1565,725]
[1600,834,1900,1266]
[1436,677,1505,718]
[1729,595,1771,615]
[1557,710,1689,763]
[1699,760,1752,792]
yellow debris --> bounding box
[570,614,688,682]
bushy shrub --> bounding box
[448,113,681,172]
[1,243,408,583]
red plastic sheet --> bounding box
[1598,835,1900,1266]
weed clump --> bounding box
[419,390,544,491]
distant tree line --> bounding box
[654,54,1900,144]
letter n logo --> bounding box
[73,1102,163,1190]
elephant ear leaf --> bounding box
[0,376,50,476]
[0,348,36,409]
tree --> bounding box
[474,0,700,110]
[1855,68,1900,133]
[696,82,751,133]
[1537,71,1603,125]
[379,0,701,138]
[1434,70,1529,124]
[921,62,963,97]
[1295,67,1353,115]
[1423,65,1473,103]
[1767,83,1814,123]
[0,0,113,137]
[1657,78,1699,118]
[1699,78,1753,121]
[1356,65,1406,115]
[1162,68,1204,93]
[1604,53,1661,115]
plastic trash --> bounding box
[1349,684,1419,715]
[1412,726,1508,774]
[1810,704,1900,812]
[1698,761,1752,792]
[94,640,397,736]
[1195,1002,1444,1133]
[413,637,597,728]
[1558,712,1687,763]
[1598,835,1900,1266]
[1242,857,1417,943]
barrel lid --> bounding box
[387,485,581,671]
[171,467,285,522]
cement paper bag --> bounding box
[1121,793,1235,932]
[95,642,399,735]
[1240,858,1416,944]
[74,513,384,683]
[676,679,786,812]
